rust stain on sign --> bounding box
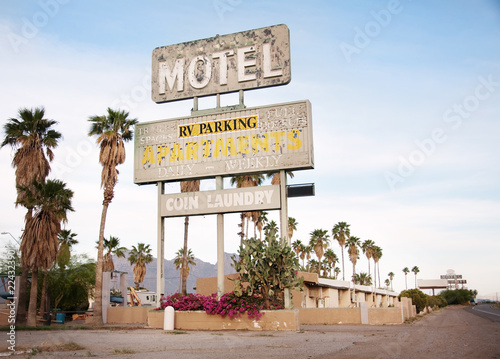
[152,24,291,103]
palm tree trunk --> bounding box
[352,263,356,304]
[377,262,382,286]
[27,267,38,326]
[16,266,29,325]
[239,213,245,246]
[38,270,48,317]
[93,201,109,326]
[341,250,345,281]
[182,216,189,295]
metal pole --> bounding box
[279,170,292,309]
[216,176,224,299]
[156,182,165,306]
[1,232,20,245]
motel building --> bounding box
[197,271,399,309]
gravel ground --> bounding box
[1,305,499,358]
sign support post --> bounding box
[156,182,165,306]
[216,176,225,299]
[280,170,292,309]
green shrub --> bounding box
[440,289,477,305]
[399,289,427,313]
[426,295,447,308]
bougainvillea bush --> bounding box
[155,291,284,320]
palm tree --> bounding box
[388,271,395,291]
[372,245,383,288]
[292,240,306,269]
[332,222,350,280]
[361,239,375,284]
[403,267,410,290]
[268,171,294,239]
[345,235,361,303]
[255,211,268,240]
[384,278,391,289]
[179,180,200,294]
[17,179,73,326]
[292,239,303,258]
[334,267,341,279]
[303,245,313,268]
[88,108,138,325]
[354,272,372,286]
[173,248,196,293]
[412,266,420,288]
[321,258,332,277]
[128,243,153,289]
[102,236,127,272]
[307,259,320,274]
[263,220,279,239]
[323,249,338,278]
[288,217,298,242]
[40,228,77,317]
[309,229,330,275]
[1,107,61,325]
[230,174,264,243]
[57,229,78,269]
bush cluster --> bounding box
[155,292,284,321]
[426,295,447,309]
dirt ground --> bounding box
[2,305,499,358]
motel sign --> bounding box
[152,24,291,102]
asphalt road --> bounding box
[466,303,500,322]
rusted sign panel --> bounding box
[160,185,281,217]
[134,100,313,184]
[152,24,291,103]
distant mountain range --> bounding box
[110,252,237,296]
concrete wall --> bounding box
[148,310,299,331]
[107,306,150,324]
[299,308,362,325]
[299,307,404,325]
[368,307,404,325]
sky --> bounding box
[0,0,499,299]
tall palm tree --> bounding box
[288,217,298,242]
[402,267,410,290]
[128,243,153,289]
[267,171,294,240]
[361,239,375,284]
[372,245,383,288]
[230,174,264,243]
[332,222,350,280]
[345,235,361,303]
[17,179,73,326]
[388,271,395,291]
[102,236,127,272]
[255,211,268,240]
[323,249,338,278]
[303,245,313,268]
[309,229,330,275]
[412,266,420,288]
[1,107,61,325]
[180,180,200,294]
[173,248,196,293]
[88,108,137,325]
